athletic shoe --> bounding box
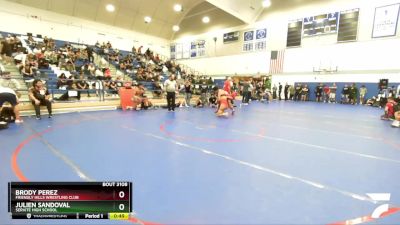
[392,120,400,128]
[36,116,41,120]
[15,119,24,124]
[48,114,53,118]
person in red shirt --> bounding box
[381,97,396,120]
[323,85,330,103]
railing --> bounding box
[5,77,108,102]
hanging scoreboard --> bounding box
[303,12,339,37]
[9,182,132,220]
[337,8,360,42]
[287,19,303,47]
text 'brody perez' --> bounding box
[15,190,58,195]
[16,202,71,208]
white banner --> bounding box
[372,4,400,38]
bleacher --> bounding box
[1,30,212,115]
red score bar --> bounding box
[12,189,129,201]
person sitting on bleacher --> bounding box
[27,35,36,46]
[115,76,123,89]
[38,57,49,69]
[57,73,70,90]
[153,82,163,98]
[0,73,21,92]
[13,50,26,65]
[105,78,118,97]
[21,62,35,81]
[29,79,52,119]
[64,60,76,73]
[76,74,90,98]
[87,63,96,77]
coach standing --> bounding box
[164,74,178,111]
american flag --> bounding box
[269,50,285,74]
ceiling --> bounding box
[7,0,334,40]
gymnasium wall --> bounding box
[0,0,170,56]
[176,0,400,77]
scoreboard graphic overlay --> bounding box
[8,182,132,220]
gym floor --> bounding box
[1,101,399,225]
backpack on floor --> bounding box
[0,107,16,123]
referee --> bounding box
[164,75,178,111]
[0,87,23,123]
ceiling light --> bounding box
[174,4,183,12]
[172,25,180,31]
[262,0,271,8]
[105,4,115,12]
[202,16,210,23]
[144,16,152,23]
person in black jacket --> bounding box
[294,83,301,101]
[341,84,350,104]
[315,83,323,102]
[284,83,290,100]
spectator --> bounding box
[294,83,301,101]
[388,85,397,98]
[323,84,330,103]
[28,79,52,119]
[289,85,295,100]
[359,85,367,105]
[65,60,76,73]
[341,84,349,104]
[86,46,94,63]
[329,83,337,103]
[272,84,277,100]
[301,85,309,101]
[278,82,282,100]
[76,74,90,98]
[153,82,163,98]
[87,63,96,77]
[57,73,70,89]
[349,83,358,105]
[0,87,23,123]
[199,82,208,106]
[21,63,34,80]
[0,73,21,91]
[284,83,290,100]
[38,57,49,69]
[315,83,323,102]
[242,80,251,105]
[1,38,13,65]
[183,80,192,107]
